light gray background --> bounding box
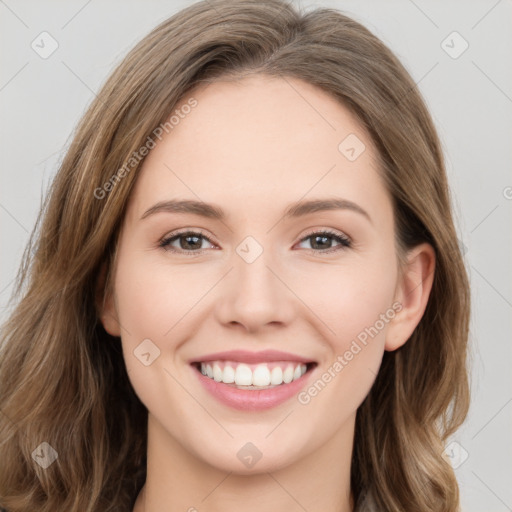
[1,1,511,510]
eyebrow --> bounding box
[140,198,372,223]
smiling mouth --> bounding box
[191,361,317,389]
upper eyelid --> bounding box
[161,227,350,239]
[300,227,350,241]
[162,228,217,244]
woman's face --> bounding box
[103,74,409,473]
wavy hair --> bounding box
[0,0,471,510]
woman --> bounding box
[0,0,470,510]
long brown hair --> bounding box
[0,1,471,510]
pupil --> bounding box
[182,235,201,250]
[312,235,330,250]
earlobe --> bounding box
[385,243,435,352]
[100,301,122,338]
[96,262,121,337]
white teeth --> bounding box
[198,361,310,387]
[213,363,223,382]
[270,366,283,385]
[234,363,253,385]
[252,364,271,386]
[223,365,235,383]
[283,365,294,383]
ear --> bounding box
[96,262,121,337]
[385,242,435,351]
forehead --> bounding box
[127,74,390,224]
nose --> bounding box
[215,243,295,333]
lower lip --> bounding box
[191,364,316,411]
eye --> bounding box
[158,228,352,256]
[159,230,217,255]
[296,229,351,254]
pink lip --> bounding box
[189,349,314,364]
[190,361,317,411]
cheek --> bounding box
[290,251,398,347]
[114,249,210,338]
[295,253,398,411]
[112,251,198,423]
[113,248,221,392]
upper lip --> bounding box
[189,349,315,365]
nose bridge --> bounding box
[217,234,293,331]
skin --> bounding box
[100,74,435,512]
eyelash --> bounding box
[158,228,352,256]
